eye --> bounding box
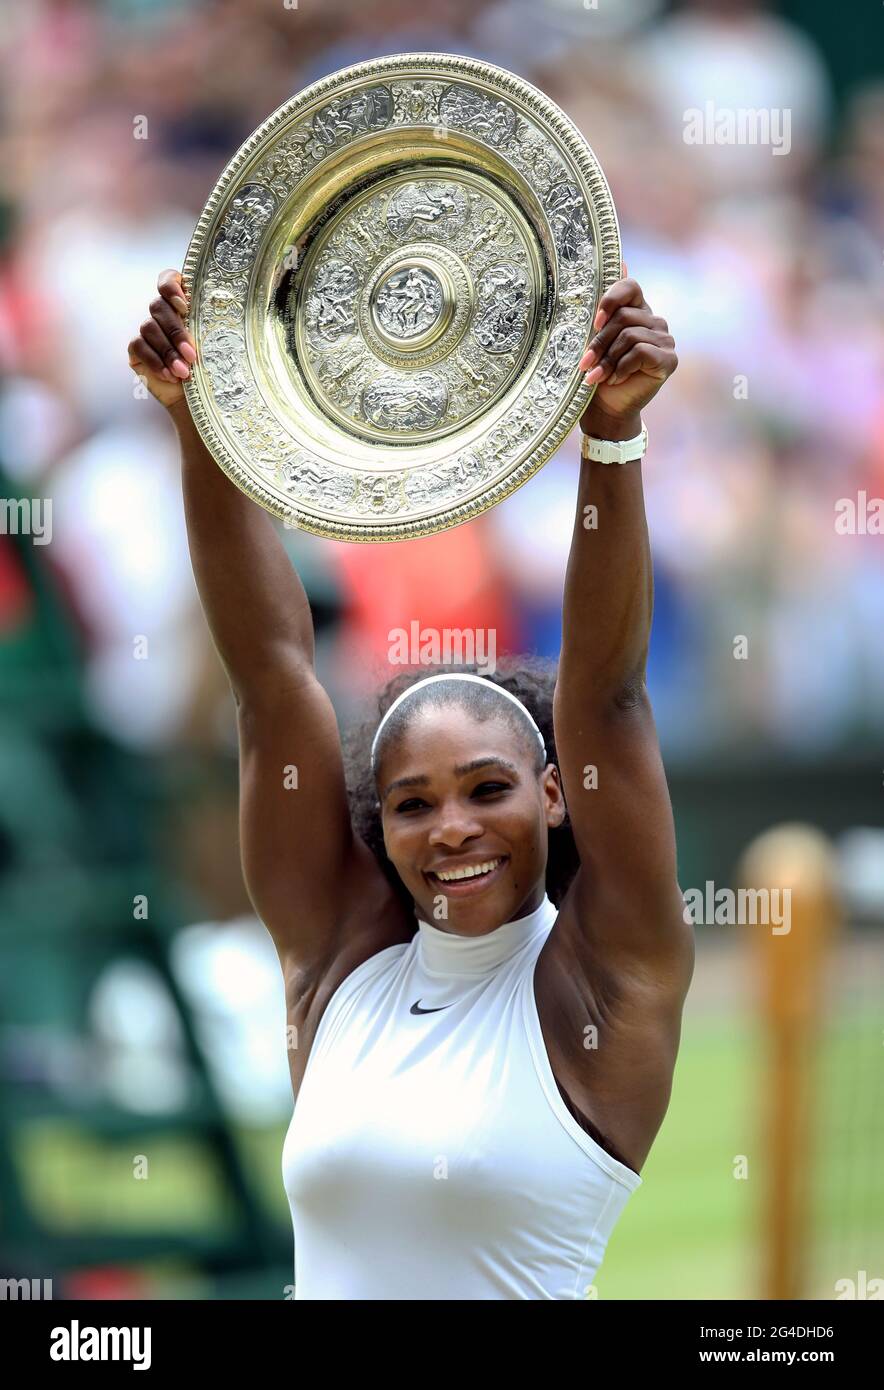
[394,783,509,813]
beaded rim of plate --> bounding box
[182,52,619,543]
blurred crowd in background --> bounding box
[2,0,882,758]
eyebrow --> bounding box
[381,756,521,802]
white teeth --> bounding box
[434,858,502,882]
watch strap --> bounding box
[580,423,648,465]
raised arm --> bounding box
[552,272,692,985]
[128,270,392,981]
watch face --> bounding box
[181,51,620,542]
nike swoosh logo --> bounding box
[410,999,454,1015]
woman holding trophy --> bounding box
[127,257,689,1300]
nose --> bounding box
[427,798,484,848]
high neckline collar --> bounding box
[416,894,557,978]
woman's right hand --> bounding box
[127,269,197,413]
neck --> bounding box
[415,891,556,978]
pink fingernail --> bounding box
[171,359,190,379]
[594,310,607,331]
[585,365,604,383]
[579,349,596,369]
[161,368,175,382]
[178,341,196,363]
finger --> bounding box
[582,327,673,384]
[607,342,677,387]
[594,276,646,332]
[140,317,190,378]
[579,309,668,370]
[128,343,176,383]
[149,294,197,363]
[158,267,189,317]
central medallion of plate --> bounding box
[292,169,542,443]
[363,248,464,361]
[373,264,446,344]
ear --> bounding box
[547,802,566,831]
[542,765,567,828]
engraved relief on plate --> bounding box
[201,281,247,327]
[438,85,517,147]
[385,181,469,240]
[304,258,360,344]
[201,328,252,410]
[362,373,448,431]
[311,85,394,149]
[374,265,444,340]
[533,321,586,401]
[390,79,446,127]
[278,452,358,511]
[473,265,530,354]
[403,446,498,512]
[545,182,592,264]
[213,185,276,274]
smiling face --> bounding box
[376,702,566,935]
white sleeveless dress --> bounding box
[282,892,641,1299]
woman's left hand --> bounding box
[577,265,678,439]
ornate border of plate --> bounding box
[182,52,619,543]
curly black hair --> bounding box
[341,655,580,921]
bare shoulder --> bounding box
[534,870,694,1170]
[279,836,415,1097]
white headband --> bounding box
[370,672,546,769]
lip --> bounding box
[424,857,509,896]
